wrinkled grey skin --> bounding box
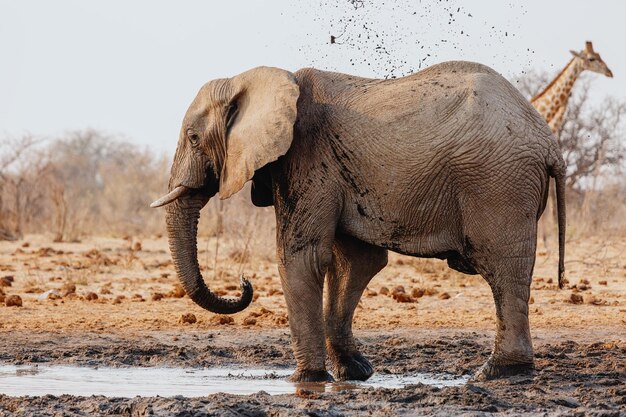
[154,61,566,383]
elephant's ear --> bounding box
[219,67,299,199]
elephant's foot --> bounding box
[472,357,534,381]
[289,369,334,383]
[329,350,374,381]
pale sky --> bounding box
[1,0,624,154]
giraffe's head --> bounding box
[570,41,613,78]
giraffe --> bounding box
[532,41,612,251]
[531,41,613,137]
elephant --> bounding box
[151,61,566,383]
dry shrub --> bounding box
[1,130,170,240]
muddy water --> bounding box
[0,365,468,397]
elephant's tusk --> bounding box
[150,186,189,208]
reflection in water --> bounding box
[0,365,468,397]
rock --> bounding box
[599,280,607,286]
[180,313,197,324]
[0,276,13,287]
[5,294,22,307]
[112,295,125,304]
[438,292,451,300]
[152,293,165,301]
[379,286,389,295]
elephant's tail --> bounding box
[549,150,567,289]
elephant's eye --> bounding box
[226,102,239,132]
[588,57,596,62]
[187,129,200,145]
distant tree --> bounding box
[513,70,625,194]
[0,135,49,240]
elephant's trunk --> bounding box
[165,194,252,314]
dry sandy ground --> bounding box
[0,234,624,416]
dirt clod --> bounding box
[132,294,145,302]
[170,284,185,298]
[243,316,257,326]
[61,283,76,297]
[295,388,321,399]
[180,313,197,324]
[569,293,584,304]
[131,240,142,252]
[5,294,22,307]
[112,295,125,304]
[411,288,425,298]
[393,292,415,303]
[211,315,234,325]
[85,292,99,301]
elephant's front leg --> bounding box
[279,242,334,383]
[325,235,388,381]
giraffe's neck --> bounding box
[531,57,584,122]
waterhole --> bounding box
[0,365,468,397]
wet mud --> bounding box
[0,329,624,416]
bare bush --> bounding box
[0,129,278,253]
[0,135,50,240]
[1,130,170,241]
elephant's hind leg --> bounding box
[325,234,388,381]
[473,242,536,380]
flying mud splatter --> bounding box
[291,0,532,79]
